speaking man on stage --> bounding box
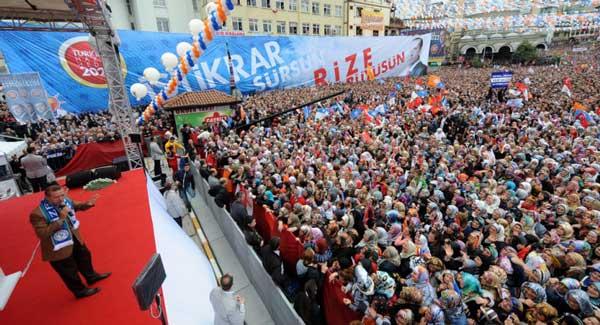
[29,184,111,298]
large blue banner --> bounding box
[0,72,52,123]
[0,31,430,114]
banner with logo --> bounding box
[0,31,430,114]
[0,72,53,123]
[361,9,385,30]
[174,108,233,129]
[491,71,513,89]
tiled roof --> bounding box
[163,90,240,110]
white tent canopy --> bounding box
[0,141,27,158]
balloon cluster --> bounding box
[130,0,235,125]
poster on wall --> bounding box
[0,31,430,114]
[361,9,385,30]
[0,72,53,123]
[401,28,446,65]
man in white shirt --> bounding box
[209,274,246,325]
[163,181,188,228]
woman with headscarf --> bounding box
[405,266,437,305]
[566,252,588,280]
[557,222,575,242]
[566,289,598,319]
[398,240,423,277]
[439,289,468,325]
[520,282,547,316]
[587,282,600,308]
[547,278,581,314]
[419,303,445,325]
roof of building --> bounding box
[162,90,241,110]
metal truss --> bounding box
[66,0,143,170]
[0,8,86,32]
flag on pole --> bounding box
[302,106,311,120]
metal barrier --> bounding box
[190,166,304,325]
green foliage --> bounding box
[471,56,484,68]
[514,41,538,63]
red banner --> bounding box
[56,141,125,177]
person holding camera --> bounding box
[209,274,246,325]
[29,184,111,298]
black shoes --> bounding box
[75,287,100,299]
[87,272,112,285]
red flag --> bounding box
[362,131,373,143]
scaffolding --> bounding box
[65,0,143,170]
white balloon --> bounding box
[143,67,161,85]
[189,19,205,35]
[176,42,193,58]
[130,83,148,100]
[161,52,178,71]
[205,2,217,15]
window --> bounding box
[247,0,256,6]
[356,26,362,35]
[334,25,341,35]
[312,2,320,14]
[302,23,310,35]
[289,22,298,34]
[356,7,363,17]
[312,23,320,35]
[249,18,258,32]
[334,5,342,17]
[323,4,331,16]
[289,0,297,10]
[276,21,286,34]
[276,0,284,10]
[263,20,272,33]
[261,0,270,8]
[192,0,199,11]
[130,22,136,30]
[301,0,309,12]
[373,30,379,36]
[153,0,166,7]
[236,0,241,5]
[232,17,243,31]
[156,17,170,32]
[324,24,331,35]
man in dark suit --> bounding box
[20,146,49,192]
[407,37,428,77]
[260,237,287,286]
[230,191,250,227]
[29,184,111,298]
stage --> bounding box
[0,169,216,324]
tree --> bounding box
[514,41,538,63]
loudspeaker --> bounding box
[129,133,142,143]
[65,170,94,189]
[94,165,121,180]
[132,254,166,311]
[112,156,130,172]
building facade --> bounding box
[106,0,346,36]
[345,0,391,36]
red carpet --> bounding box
[0,169,159,324]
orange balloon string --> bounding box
[156,96,163,106]
[203,20,213,41]
[192,42,201,58]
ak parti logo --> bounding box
[58,36,127,88]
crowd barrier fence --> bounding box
[190,165,305,325]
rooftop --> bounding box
[163,90,241,110]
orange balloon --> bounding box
[192,43,201,58]
[203,20,213,41]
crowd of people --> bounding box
[193,51,600,325]
[2,42,600,325]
